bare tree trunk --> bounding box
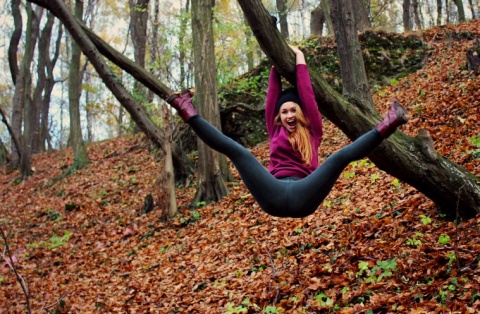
[237,0,480,220]
[158,106,177,219]
[403,0,413,31]
[436,0,443,25]
[149,0,177,217]
[190,0,229,207]
[0,107,20,164]
[276,0,289,39]
[179,0,190,89]
[0,138,8,166]
[32,12,55,153]
[329,0,374,109]
[466,0,476,19]
[68,0,89,171]
[412,0,423,30]
[20,4,43,180]
[353,0,370,31]
[310,2,326,36]
[453,0,466,22]
[40,20,62,151]
[9,0,23,168]
[244,18,255,70]
[129,0,150,133]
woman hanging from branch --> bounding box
[166,45,408,218]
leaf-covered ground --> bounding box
[1,21,480,313]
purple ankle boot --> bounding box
[166,88,198,122]
[376,99,409,138]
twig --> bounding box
[41,296,65,313]
[0,226,31,314]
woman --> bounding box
[166,46,408,218]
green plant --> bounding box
[406,232,423,247]
[225,302,248,314]
[313,292,333,307]
[391,178,401,189]
[446,252,457,266]
[343,171,355,179]
[196,201,206,208]
[357,259,397,283]
[262,305,282,314]
[438,234,451,245]
[419,214,432,225]
[48,231,73,249]
[467,135,480,158]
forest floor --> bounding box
[1,20,480,314]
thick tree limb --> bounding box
[237,0,480,219]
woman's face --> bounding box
[279,102,299,133]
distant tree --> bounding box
[19,4,43,180]
[8,0,23,169]
[68,0,90,172]
[453,0,466,22]
[32,12,60,153]
[310,0,332,36]
[149,0,177,217]
[353,0,371,31]
[466,0,476,19]
[329,0,374,109]
[435,0,442,25]
[403,0,413,31]
[276,0,290,39]
[412,0,424,30]
[129,0,150,133]
[0,138,7,166]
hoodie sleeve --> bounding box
[265,66,282,137]
[295,64,323,140]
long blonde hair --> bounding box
[275,104,313,165]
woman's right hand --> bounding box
[289,45,306,65]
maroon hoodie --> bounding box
[265,65,323,179]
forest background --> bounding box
[0,0,480,313]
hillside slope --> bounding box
[1,20,479,313]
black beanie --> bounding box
[275,87,301,114]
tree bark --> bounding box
[150,0,178,217]
[32,12,55,153]
[412,0,423,30]
[190,0,229,207]
[68,0,89,171]
[237,0,480,220]
[453,0,466,22]
[129,0,150,133]
[9,0,23,167]
[436,0,442,25]
[329,0,374,109]
[275,0,289,39]
[403,0,412,31]
[353,0,370,32]
[20,4,43,179]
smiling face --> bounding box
[279,101,299,133]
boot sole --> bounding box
[393,101,409,124]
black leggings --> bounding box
[188,116,383,218]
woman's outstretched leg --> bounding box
[166,89,288,216]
